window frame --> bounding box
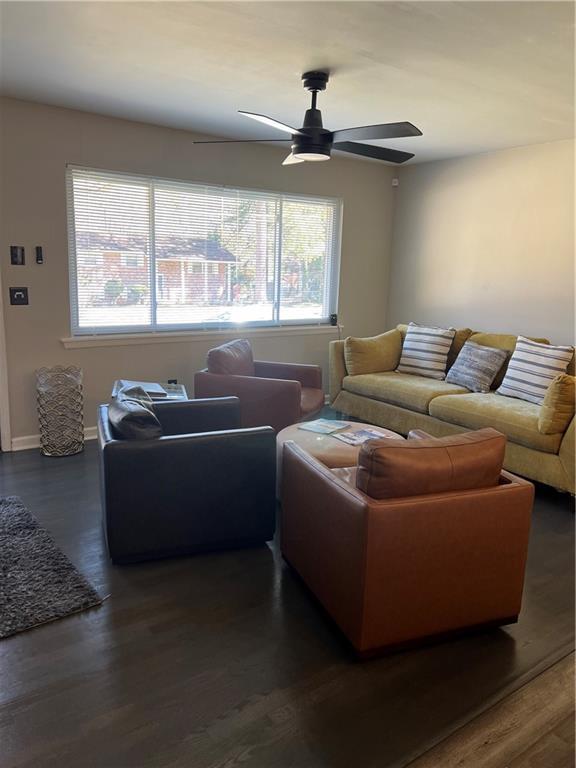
[66,165,342,337]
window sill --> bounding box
[61,324,340,349]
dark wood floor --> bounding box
[0,442,574,768]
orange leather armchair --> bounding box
[194,339,324,432]
[281,428,534,657]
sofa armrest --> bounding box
[329,340,347,404]
[559,417,575,490]
[254,360,322,389]
[97,404,117,447]
[151,397,240,436]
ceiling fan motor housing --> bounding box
[292,126,333,159]
[293,77,333,159]
[302,71,329,92]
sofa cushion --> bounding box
[356,428,506,500]
[429,392,562,454]
[446,341,508,393]
[497,336,574,405]
[343,372,469,414]
[538,374,576,435]
[397,324,473,370]
[344,329,402,376]
[207,338,255,376]
[467,332,550,389]
[397,322,456,380]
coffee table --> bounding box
[276,421,403,490]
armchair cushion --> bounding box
[108,389,162,440]
[207,338,255,376]
[356,428,506,500]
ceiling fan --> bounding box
[192,71,422,166]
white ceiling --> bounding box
[0,1,573,164]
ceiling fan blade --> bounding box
[192,138,291,144]
[282,153,305,166]
[239,111,302,136]
[334,142,414,164]
[331,122,422,143]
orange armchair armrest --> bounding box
[194,370,301,432]
[254,360,322,389]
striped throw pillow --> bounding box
[396,323,456,380]
[497,336,574,405]
[446,341,508,393]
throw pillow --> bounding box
[446,328,474,369]
[207,338,255,376]
[396,324,472,370]
[396,322,456,380]
[344,329,402,376]
[497,336,574,405]
[356,428,506,499]
[468,332,550,389]
[446,341,508,393]
[108,388,163,440]
[538,374,576,435]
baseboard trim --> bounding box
[11,426,98,452]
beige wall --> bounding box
[0,97,395,442]
[388,140,575,345]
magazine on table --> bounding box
[298,419,350,434]
[117,380,168,399]
[333,428,385,446]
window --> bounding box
[121,253,145,269]
[66,167,341,335]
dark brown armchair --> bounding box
[281,428,534,657]
[194,339,324,432]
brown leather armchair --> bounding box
[194,338,324,432]
[281,428,534,657]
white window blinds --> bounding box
[66,167,341,335]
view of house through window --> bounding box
[67,167,341,334]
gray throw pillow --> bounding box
[108,387,163,440]
[446,341,508,393]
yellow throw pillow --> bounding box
[344,329,402,376]
[538,374,576,435]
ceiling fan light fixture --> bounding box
[293,151,331,162]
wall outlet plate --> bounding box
[9,287,29,305]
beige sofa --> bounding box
[330,325,575,493]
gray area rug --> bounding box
[0,496,102,638]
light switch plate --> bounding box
[10,246,25,266]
